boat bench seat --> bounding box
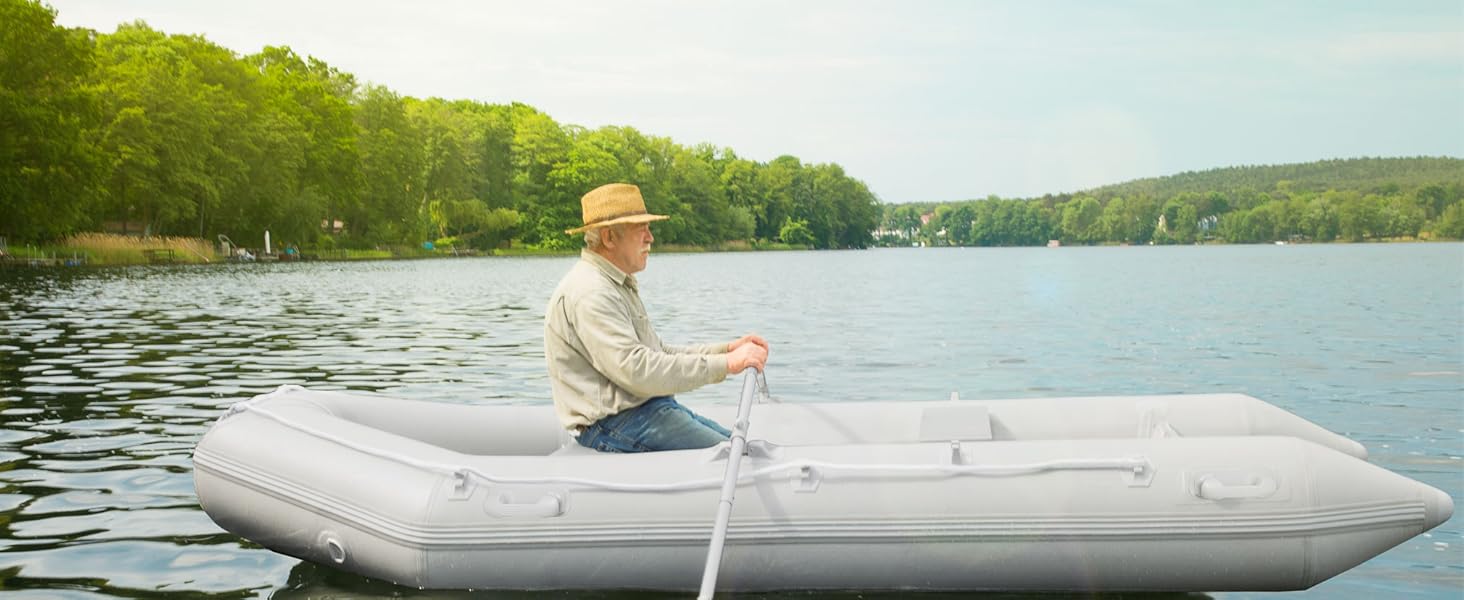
[918,405,992,441]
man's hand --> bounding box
[728,333,769,353]
[726,338,769,374]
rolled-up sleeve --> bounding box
[575,291,728,399]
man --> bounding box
[545,182,769,452]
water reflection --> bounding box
[0,245,1460,597]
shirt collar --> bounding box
[581,249,637,290]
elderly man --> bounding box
[544,183,769,452]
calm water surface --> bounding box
[0,244,1460,598]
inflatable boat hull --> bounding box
[192,386,1450,592]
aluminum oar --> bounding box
[697,369,765,599]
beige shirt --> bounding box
[544,250,729,430]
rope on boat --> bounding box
[226,389,1151,494]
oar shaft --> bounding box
[697,371,761,599]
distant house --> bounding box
[321,219,345,234]
[920,212,934,226]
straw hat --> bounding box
[565,183,669,234]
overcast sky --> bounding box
[48,0,1464,203]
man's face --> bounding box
[608,222,654,274]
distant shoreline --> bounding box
[0,236,814,268]
[5,238,1458,267]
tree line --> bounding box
[1086,157,1462,200]
[882,158,1464,247]
[1,0,880,251]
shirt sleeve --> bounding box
[575,290,728,398]
[662,340,731,355]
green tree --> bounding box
[460,102,515,209]
[1059,196,1103,244]
[1099,196,1154,244]
[93,23,234,237]
[1246,203,1284,242]
[1377,194,1425,239]
[248,46,361,244]
[1432,200,1464,239]
[642,136,731,246]
[720,156,768,235]
[1414,184,1453,220]
[939,203,974,246]
[1299,192,1342,241]
[756,156,802,242]
[0,0,102,242]
[1337,195,1378,242]
[427,198,521,250]
[409,98,476,205]
[778,217,815,246]
[356,84,423,244]
[508,105,572,247]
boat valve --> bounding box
[318,531,347,565]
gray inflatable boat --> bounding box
[192,379,1451,593]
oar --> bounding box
[697,369,765,599]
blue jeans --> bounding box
[577,396,731,453]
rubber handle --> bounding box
[1197,475,1276,500]
[487,493,563,517]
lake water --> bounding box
[0,244,1460,599]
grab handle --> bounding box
[1195,474,1277,501]
[486,492,564,518]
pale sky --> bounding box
[48,0,1464,203]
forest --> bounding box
[1,0,880,252]
[880,157,1464,247]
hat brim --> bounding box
[566,213,670,235]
